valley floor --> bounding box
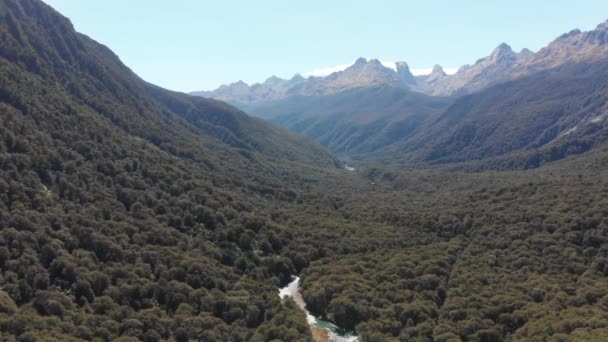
[277,146,608,341]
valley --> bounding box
[1,1,608,341]
[197,21,608,169]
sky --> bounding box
[42,0,608,92]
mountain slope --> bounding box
[249,85,451,156]
[421,19,608,97]
[0,0,337,169]
[193,44,536,105]
[202,20,608,167]
[382,59,608,168]
[5,2,608,342]
[191,48,542,158]
[514,20,608,75]
[416,44,534,96]
[193,58,415,107]
[0,0,344,340]
[196,59,451,157]
[195,20,608,102]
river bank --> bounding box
[279,277,357,342]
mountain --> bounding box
[292,58,412,97]
[195,20,608,104]
[193,59,449,158]
[5,1,608,341]
[194,20,608,167]
[422,20,608,97]
[190,47,540,158]
[0,0,343,340]
[249,86,451,156]
[0,0,336,169]
[196,74,307,108]
[416,43,535,96]
[377,58,608,169]
[193,44,536,105]
[194,59,451,157]
[192,58,414,107]
[358,20,608,168]
[413,64,448,92]
[513,19,608,74]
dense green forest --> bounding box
[2,0,608,341]
[295,151,608,341]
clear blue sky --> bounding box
[43,0,608,92]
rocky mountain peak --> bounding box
[587,21,608,45]
[395,61,411,75]
[557,29,582,40]
[218,80,248,90]
[196,19,608,102]
[345,58,392,76]
[354,57,368,66]
[368,58,383,65]
[395,61,416,84]
[494,42,513,53]
[311,57,402,91]
[489,43,516,61]
[263,75,284,87]
[265,75,281,82]
[395,61,409,69]
[431,65,447,76]
[596,19,608,31]
[519,48,534,59]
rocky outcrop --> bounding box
[513,20,608,75]
[193,58,408,106]
[415,43,534,96]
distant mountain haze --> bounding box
[193,19,608,167]
[192,45,534,102]
[194,19,608,100]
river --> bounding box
[279,277,358,342]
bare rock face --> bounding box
[194,18,608,102]
[395,61,417,85]
[414,65,447,93]
[415,19,608,96]
[296,58,405,96]
[192,73,306,106]
[415,43,534,96]
[194,58,407,106]
[513,20,608,75]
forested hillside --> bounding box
[197,21,608,170]
[248,86,451,155]
[295,147,608,340]
[0,0,334,340]
[380,59,608,169]
[2,1,608,342]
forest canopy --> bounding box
[1,0,608,341]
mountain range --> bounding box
[192,44,533,102]
[194,20,608,167]
[195,19,608,100]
